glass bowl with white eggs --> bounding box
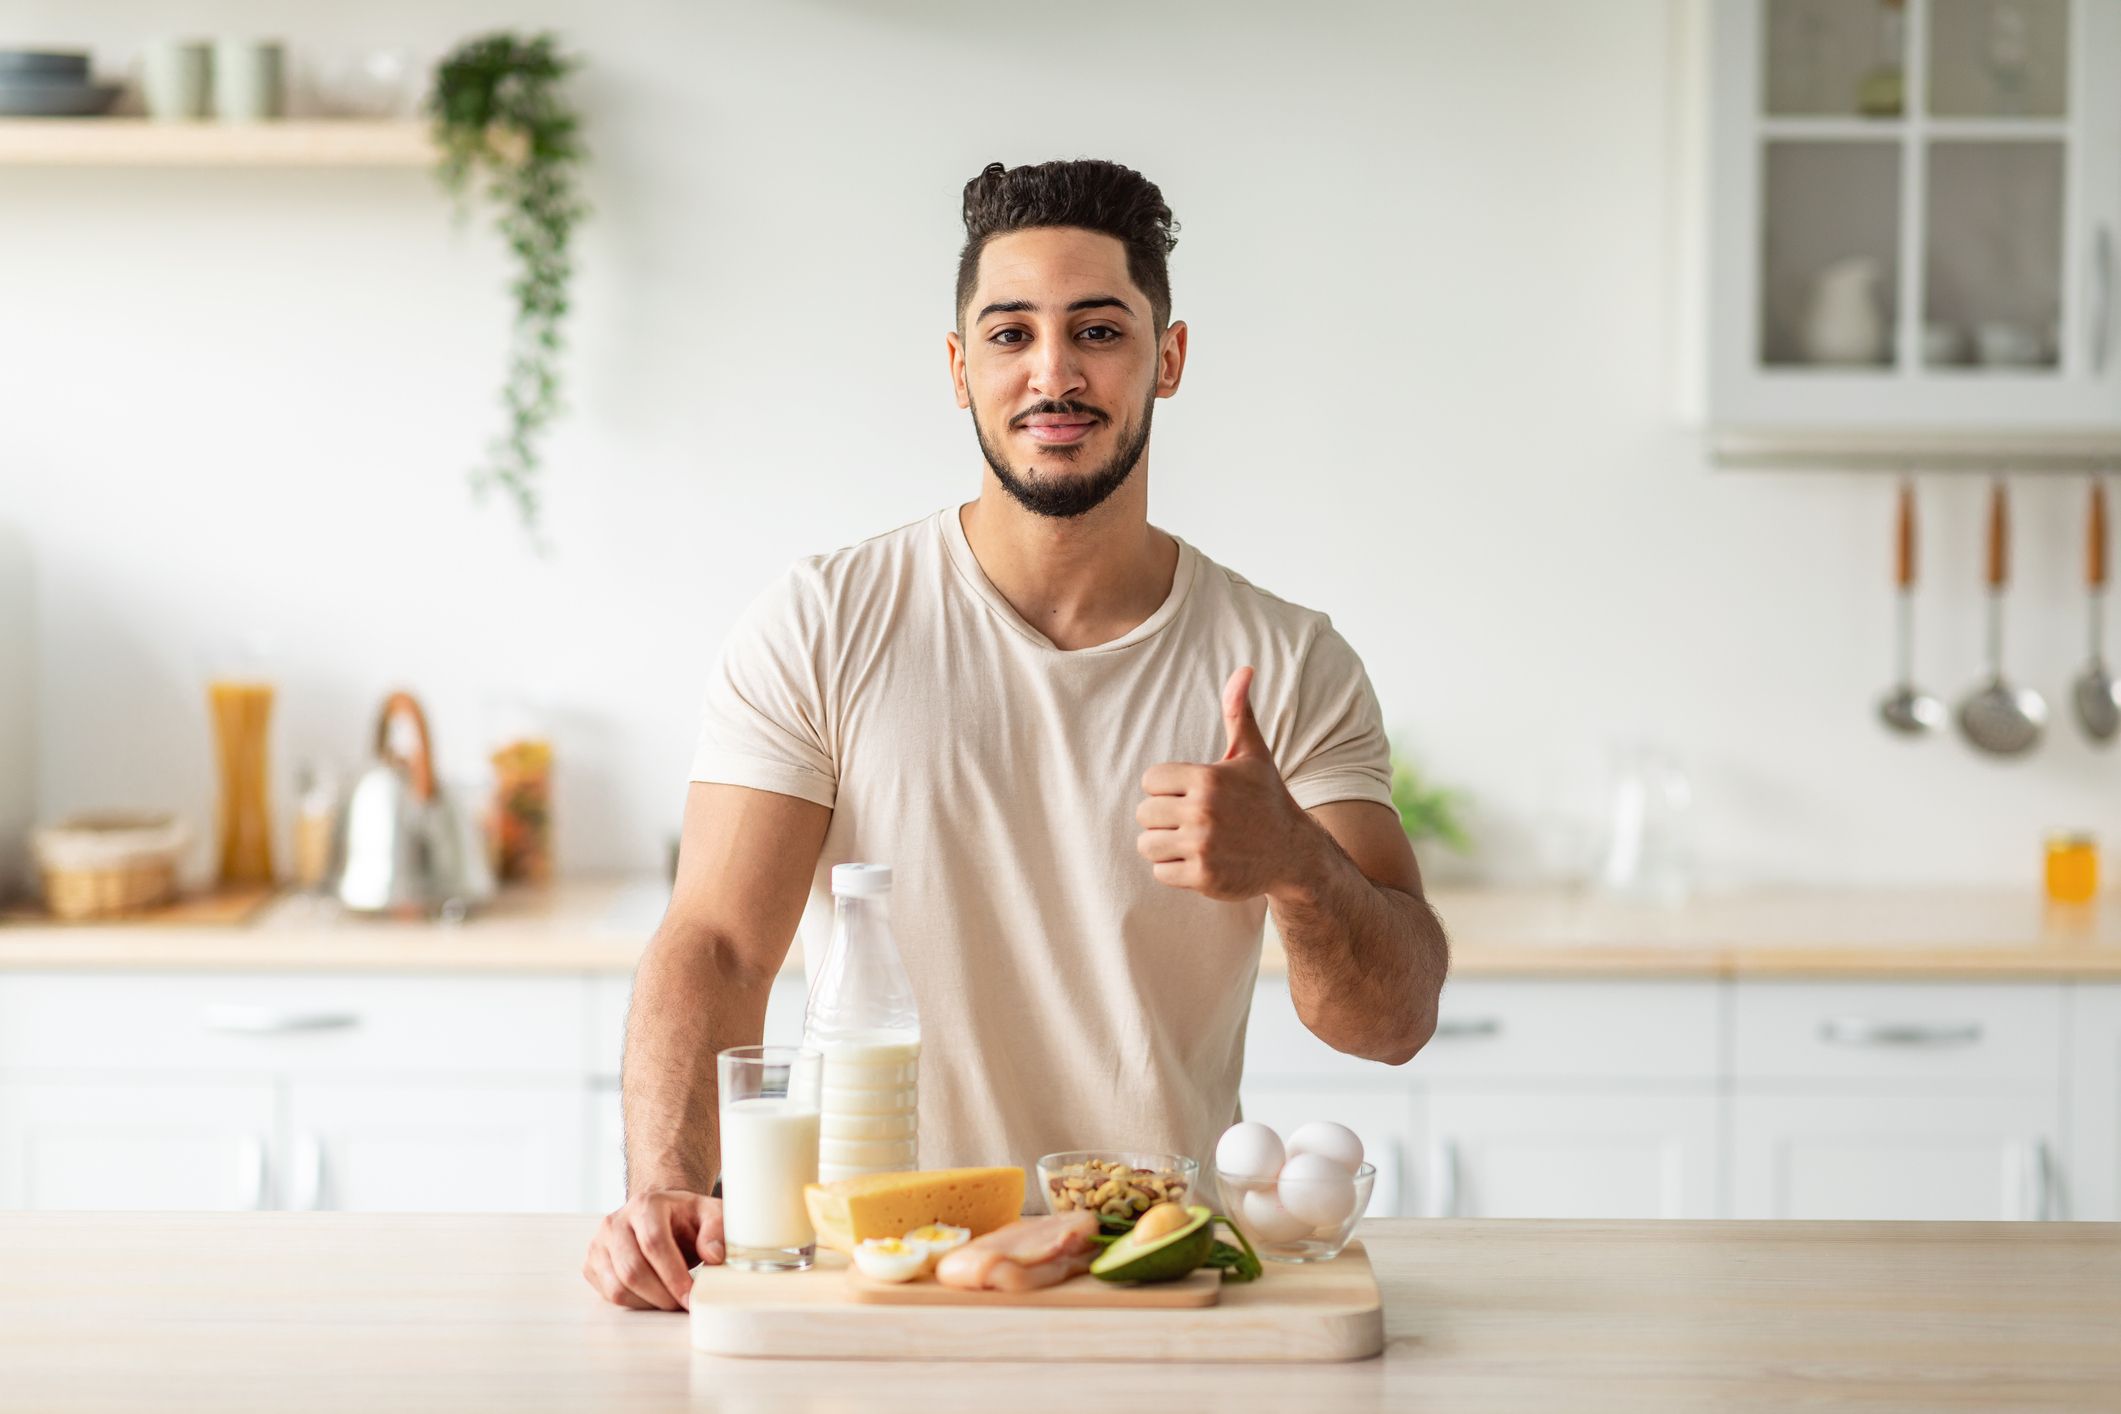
[1213,1120,1374,1263]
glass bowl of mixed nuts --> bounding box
[1035,1150,1199,1221]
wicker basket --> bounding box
[30,812,190,921]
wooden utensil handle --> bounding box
[1894,480,1916,588]
[2092,479,2109,589]
[372,691,437,802]
[1986,481,2009,589]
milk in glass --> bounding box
[715,1045,822,1271]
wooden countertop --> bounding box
[1437,885,2121,979]
[2,877,2119,979]
[0,1213,2112,1410]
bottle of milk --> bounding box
[803,863,921,1183]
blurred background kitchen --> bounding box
[1,1,2116,1225]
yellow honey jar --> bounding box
[2044,833,2099,905]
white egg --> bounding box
[1238,1184,1313,1244]
[1285,1121,1365,1176]
[1277,1152,1359,1228]
[1215,1121,1285,1184]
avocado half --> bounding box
[1089,1203,1215,1283]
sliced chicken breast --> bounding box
[934,1210,1098,1291]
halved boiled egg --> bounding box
[903,1223,971,1270]
[851,1236,929,1283]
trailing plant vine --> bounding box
[428,33,588,546]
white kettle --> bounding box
[332,691,496,919]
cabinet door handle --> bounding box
[2093,224,2114,374]
[236,1135,269,1211]
[203,1006,361,1035]
[1424,1138,1460,1219]
[1433,1017,1502,1041]
[1818,1018,1982,1048]
[290,1132,325,1212]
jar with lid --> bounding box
[2045,832,2099,905]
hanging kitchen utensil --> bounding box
[1877,478,1944,736]
[333,690,496,918]
[2073,476,2120,743]
[1956,480,2047,757]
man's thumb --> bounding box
[1220,666,1271,762]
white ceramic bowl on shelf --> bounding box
[1216,1161,1376,1263]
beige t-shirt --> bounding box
[690,506,1393,1180]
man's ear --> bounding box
[1156,319,1188,398]
[946,329,970,409]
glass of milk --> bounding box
[716,1045,823,1272]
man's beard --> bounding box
[970,384,1156,520]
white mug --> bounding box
[213,39,285,122]
[141,40,209,121]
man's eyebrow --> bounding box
[975,295,1137,323]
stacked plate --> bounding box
[0,50,122,116]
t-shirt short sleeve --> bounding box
[688,563,838,809]
[1280,620,1395,814]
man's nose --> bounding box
[1026,334,1085,401]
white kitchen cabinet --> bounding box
[1413,979,1722,1083]
[0,1076,276,1211]
[0,965,2102,1221]
[283,1078,585,1213]
[1418,1089,1722,1220]
[1732,980,2066,1085]
[0,972,586,1076]
[1233,1083,1412,1218]
[1730,980,2067,1219]
[2067,984,2121,1221]
[1731,1093,2064,1219]
[1706,0,2121,442]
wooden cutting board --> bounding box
[846,1263,1220,1308]
[690,1241,1384,1362]
[1,886,276,928]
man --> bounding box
[585,158,1448,1310]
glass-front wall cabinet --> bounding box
[1711,0,2121,430]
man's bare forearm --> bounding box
[621,926,779,1197]
[1267,817,1447,1065]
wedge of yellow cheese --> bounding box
[802,1167,1025,1253]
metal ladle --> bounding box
[2074,475,2120,743]
[1877,479,1944,735]
[1957,480,2047,756]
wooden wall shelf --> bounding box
[0,119,433,167]
[1711,426,2121,472]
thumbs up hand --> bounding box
[1137,667,1311,902]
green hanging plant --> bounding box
[427,32,589,548]
[1390,749,1470,853]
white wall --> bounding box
[3,0,2113,890]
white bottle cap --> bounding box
[831,862,893,897]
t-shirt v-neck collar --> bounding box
[938,505,1198,655]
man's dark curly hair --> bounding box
[955,159,1180,333]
